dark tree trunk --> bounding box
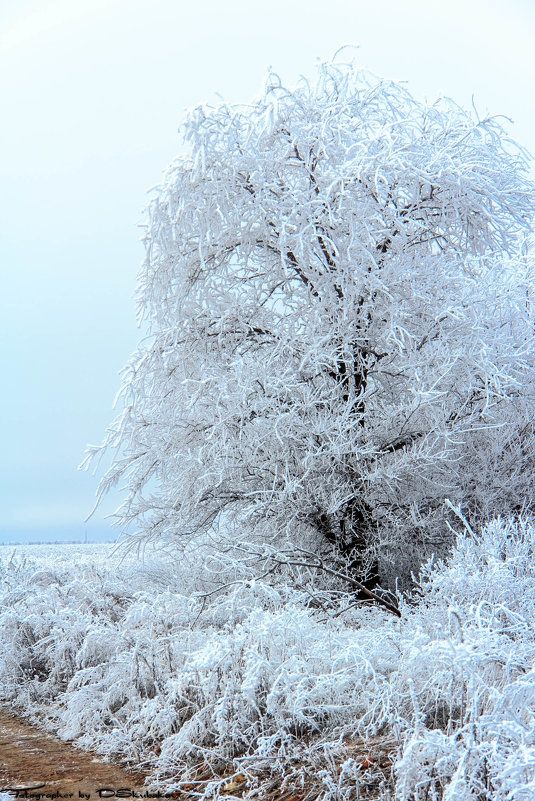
[339,496,379,593]
[313,498,379,595]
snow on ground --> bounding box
[0,541,117,566]
[0,518,534,800]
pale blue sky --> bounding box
[1,0,534,544]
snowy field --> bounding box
[0,519,534,800]
[0,541,117,566]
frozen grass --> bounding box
[0,517,534,799]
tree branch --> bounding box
[259,547,401,618]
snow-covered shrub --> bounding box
[0,542,400,782]
[0,516,534,799]
[390,517,535,800]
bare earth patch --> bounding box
[0,709,148,800]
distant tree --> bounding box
[85,59,535,591]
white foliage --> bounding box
[84,57,535,586]
[1,516,534,798]
[391,517,535,800]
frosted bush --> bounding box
[0,516,534,799]
[389,517,535,800]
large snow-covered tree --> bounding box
[87,59,535,589]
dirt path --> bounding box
[0,709,395,801]
[0,710,151,800]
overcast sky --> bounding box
[1,0,534,544]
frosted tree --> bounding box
[86,59,535,590]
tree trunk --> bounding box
[313,498,379,594]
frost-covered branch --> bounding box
[84,55,535,591]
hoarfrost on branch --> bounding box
[85,58,535,590]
